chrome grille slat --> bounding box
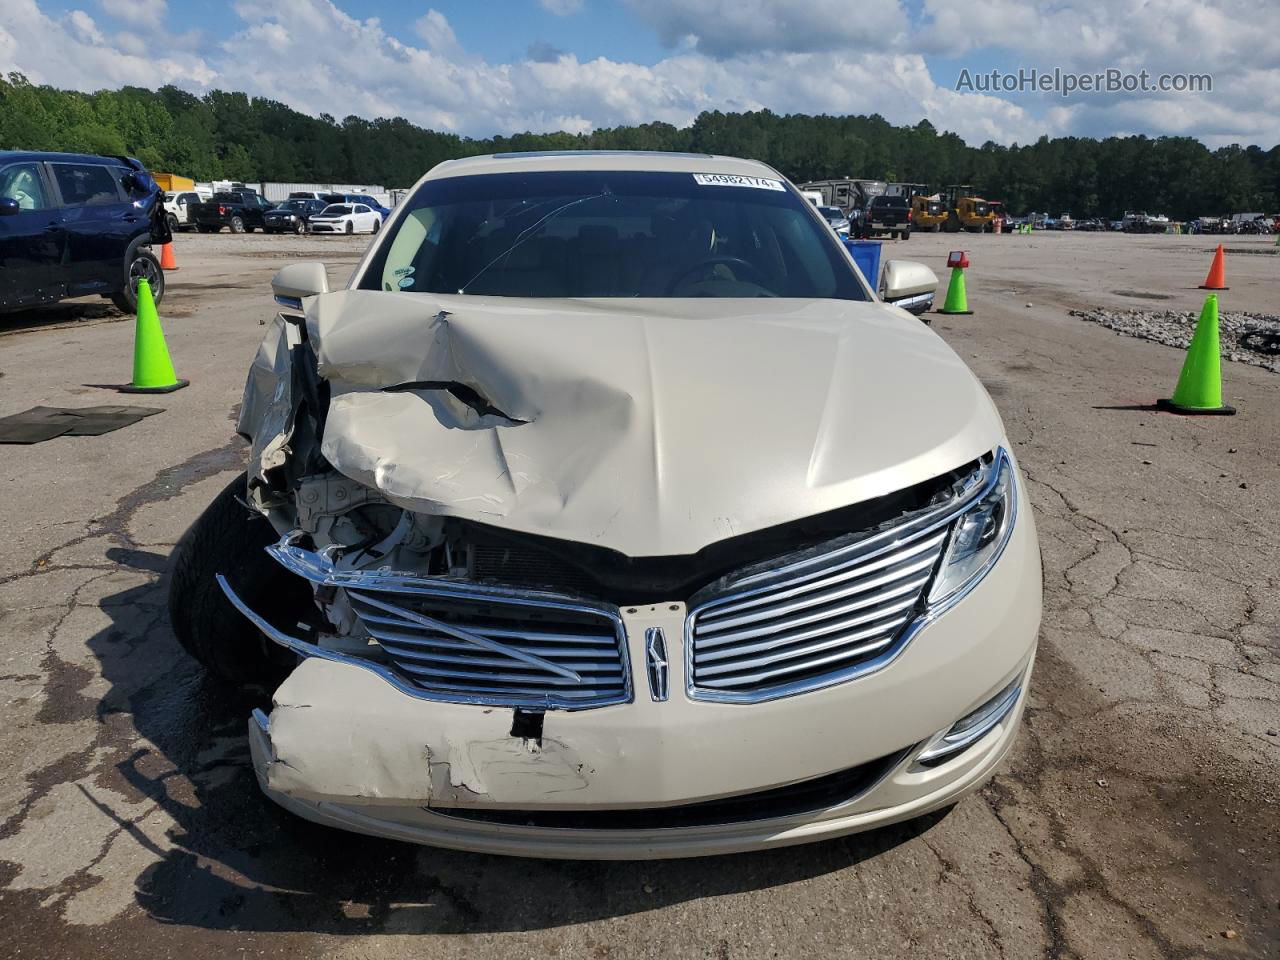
[367,628,620,661]
[695,634,900,688]
[394,660,622,686]
[693,573,930,647]
[375,643,624,673]
[353,609,616,645]
[698,531,948,623]
[342,584,630,708]
[688,515,952,701]
[694,623,904,678]
[695,597,917,662]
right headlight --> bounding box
[927,450,1017,606]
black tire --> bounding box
[931,223,941,233]
[901,229,911,240]
[109,241,164,313]
[230,215,246,234]
[345,221,354,235]
[166,212,179,234]
[294,219,306,234]
[168,474,310,687]
[372,218,381,234]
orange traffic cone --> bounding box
[159,242,178,271]
[1199,243,1226,290]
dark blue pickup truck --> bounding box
[0,151,171,314]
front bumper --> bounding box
[240,479,1041,858]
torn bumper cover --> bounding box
[229,482,1040,858]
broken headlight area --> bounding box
[224,450,1011,713]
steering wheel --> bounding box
[666,255,769,295]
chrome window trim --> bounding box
[220,539,633,711]
[685,448,1015,704]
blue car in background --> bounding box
[322,192,391,221]
[0,151,171,314]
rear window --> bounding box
[359,169,870,300]
[870,196,910,209]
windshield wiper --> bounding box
[458,191,610,294]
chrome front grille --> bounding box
[686,509,954,703]
[346,586,630,709]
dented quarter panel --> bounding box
[301,289,1004,557]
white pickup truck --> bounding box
[163,189,204,232]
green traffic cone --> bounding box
[937,267,973,315]
[120,279,188,393]
[1157,294,1235,415]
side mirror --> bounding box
[880,260,937,316]
[120,172,153,195]
[0,198,20,217]
[272,262,329,311]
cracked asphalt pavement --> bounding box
[0,231,1276,958]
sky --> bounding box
[3,0,1278,148]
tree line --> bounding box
[3,71,1277,218]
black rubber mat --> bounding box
[0,405,163,444]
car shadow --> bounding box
[86,545,950,935]
[0,300,123,333]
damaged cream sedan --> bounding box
[169,151,1041,858]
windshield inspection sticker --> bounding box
[693,173,786,191]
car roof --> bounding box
[422,150,785,182]
[0,150,140,167]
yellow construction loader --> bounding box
[944,185,997,232]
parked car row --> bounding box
[177,187,390,235]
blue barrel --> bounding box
[843,239,882,289]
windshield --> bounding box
[322,204,352,215]
[818,206,845,220]
[279,200,307,211]
[359,170,868,300]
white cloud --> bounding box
[0,0,1276,149]
[540,0,585,15]
[100,0,167,20]
[414,9,460,55]
[0,0,214,90]
[626,0,908,57]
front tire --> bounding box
[168,474,310,687]
[294,219,306,234]
[109,240,164,312]
[345,221,354,235]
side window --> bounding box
[52,164,123,207]
[181,192,199,204]
[355,204,369,213]
[0,163,50,210]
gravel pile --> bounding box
[1069,306,1280,373]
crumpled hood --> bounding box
[305,290,1004,557]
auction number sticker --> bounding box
[693,173,786,191]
